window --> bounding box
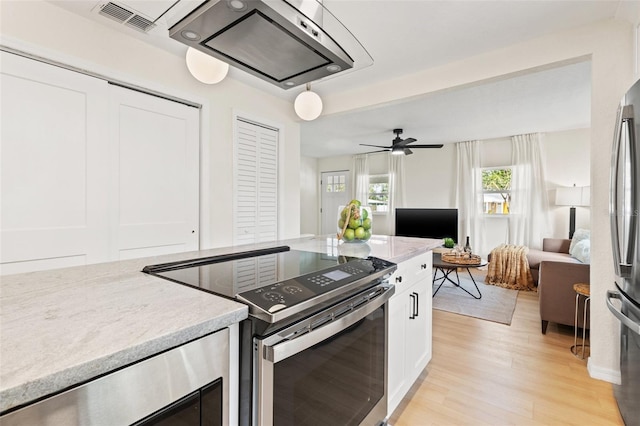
[368,175,389,213]
[482,168,511,214]
[325,174,346,193]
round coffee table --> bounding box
[432,252,487,299]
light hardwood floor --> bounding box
[389,290,624,425]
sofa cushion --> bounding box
[527,249,580,270]
[570,239,591,263]
[569,228,590,253]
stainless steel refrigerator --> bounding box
[607,78,640,426]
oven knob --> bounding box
[263,291,284,302]
[268,303,287,313]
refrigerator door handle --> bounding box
[606,290,640,335]
[609,104,637,277]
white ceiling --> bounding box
[51,0,634,157]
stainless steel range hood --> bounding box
[169,0,369,89]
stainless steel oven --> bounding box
[255,281,391,426]
[144,247,396,426]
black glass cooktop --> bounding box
[143,246,396,322]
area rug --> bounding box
[432,275,519,325]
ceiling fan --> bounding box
[360,128,443,155]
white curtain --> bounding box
[508,133,550,250]
[388,153,406,234]
[456,141,484,253]
[352,154,369,204]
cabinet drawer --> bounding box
[390,251,432,294]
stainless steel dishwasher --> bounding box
[0,328,230,425]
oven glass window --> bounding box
[273,306,385,425]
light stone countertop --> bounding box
[0,234,440,413]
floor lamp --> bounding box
[555,185,590,239]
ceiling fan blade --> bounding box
[362,149,390,154]
[406,144,444,148]
[396,137,417,147]
[403,148,413,155]
[360,143,391,148]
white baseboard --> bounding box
[587,358,621,385]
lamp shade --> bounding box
[294,88,323,121]
[555,185,590,206]
[185,47,229,84]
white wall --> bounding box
[312,18,634,384]
[0,0,302,249]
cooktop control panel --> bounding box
[237,260,374,313]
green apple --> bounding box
[343,228,355,241]
[349,218,361,229]
[354,227,366,239]
[349,199,362,207]
[362,218,372,230]
[338,218,345,229]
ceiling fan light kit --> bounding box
[360,128,444,155]
[294,83,323,121]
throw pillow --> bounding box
[570,239,591,263]
[569,228,590,254]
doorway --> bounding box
[320,171,350,235]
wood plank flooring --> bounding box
[389,290,624,425]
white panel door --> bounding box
[234,118,279,245]
[320,170,350,235]
[109,85,199,260]
[0,52,109,275]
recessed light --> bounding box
[285,81,295,86]
[327,64,341,73]
[227,0,247,11]
[181,30,200,41]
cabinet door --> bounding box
[387,292,409,413]
[0,52,109,274]
[405,276,431,376]
[108,85,199,260]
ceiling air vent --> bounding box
[98,2,156,33]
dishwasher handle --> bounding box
[606,290,640,335]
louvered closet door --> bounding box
[234,118,279,245]
[0,52,109,275]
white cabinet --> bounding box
[387,251,433,416]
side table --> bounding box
[571,282,590,359]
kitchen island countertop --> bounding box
[0,234,440,414]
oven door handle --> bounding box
[263,285,394,363]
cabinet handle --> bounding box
[412,292,419,317]
[395,275,403,283]
[421,263,427,269]
[409,293,416,319]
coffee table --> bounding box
[432,252,487,299]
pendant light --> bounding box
[185,47,229,84]
[294,83,323,121]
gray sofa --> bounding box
[531,238,590,334]
[527,238,581,283]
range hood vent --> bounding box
[98,2,156,33]
[169,0,372,90]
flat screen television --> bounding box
[395,208,458,242]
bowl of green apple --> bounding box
[337,200,372,243]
